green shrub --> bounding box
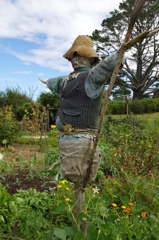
[0,106,22,145]
[154,98,159,111]
[104,98,159,115]
[0,90,7,108]
[15,102,33,121]
[129,99,145,114]
[106,100,126,114]
[37,92,59,108]
[101,115,159,178]
[143,98,157,113]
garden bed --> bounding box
[1,168,57,195]
[0,116,159,240]
[1,143,57,194]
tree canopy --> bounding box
[91,0,159,100]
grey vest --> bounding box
[58,72,102,129]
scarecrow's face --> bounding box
[71,53,91,70]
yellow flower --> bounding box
[51,125,56,129]
[57,184,62,189]
[138,215,140,218]
[135,189,138,193]
[59,180,68,185]
[66,187,69,191]
[121,206,126,209]
[112,203,117,207]
[65,198,70,202]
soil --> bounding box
[0,143,57,195]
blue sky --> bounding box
[0,0,122,101]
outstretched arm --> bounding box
[85,52,125,99]
[39,76,67,93]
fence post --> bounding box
[82,218,87,238]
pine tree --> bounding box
[91,0,159,100]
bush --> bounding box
[154,98,159,111]
[15,102,33,121]
[129,99,145,114]
[21,103,47,134]
[37,92,59,108]
[143,98,157,113]
[0,106,22,145]
[104,98,159,115]
[0,87,35,121]
[106,100,126,114]
[101,115,159,178]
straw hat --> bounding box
[63,35,99,65]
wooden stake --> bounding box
[83,0,146,190]
[73,183,85,218]
[82,218,87,239]
[40,113,48,148]
[12,220,19,237]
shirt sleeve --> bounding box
[85,51,125,99]
[46,76,67,94]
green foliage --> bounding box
[37,92,59,108]
[129,98,159,114]
[0,90,7,108]
[129,98,145,114]
[0,106,22,145]
[46,129,59,148]
[0,87,33,111]
[21,102,47,134]
[44,149,60,180]
[106,99,126,115]
[15,102,34,121]
[0,114,159,239]
[0,87,37,121]
[104,98,159,115]
[44,148,59,165]
[101,115,159,178]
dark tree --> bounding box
[37,92,59,108]
[91,0,159,100]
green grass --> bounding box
[111,112,159,120]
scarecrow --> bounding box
[40,35,125,217]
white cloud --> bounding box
[0,0,121,72]
[23,62,31,65]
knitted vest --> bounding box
[58,72,102,129]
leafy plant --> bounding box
[0,106,22,145]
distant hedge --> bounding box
[105,98,159,115]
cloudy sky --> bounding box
[0,0,122,100]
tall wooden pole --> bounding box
[82,0,146,190]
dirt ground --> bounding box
[1,144,57,195]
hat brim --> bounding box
[63,45,99,65]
